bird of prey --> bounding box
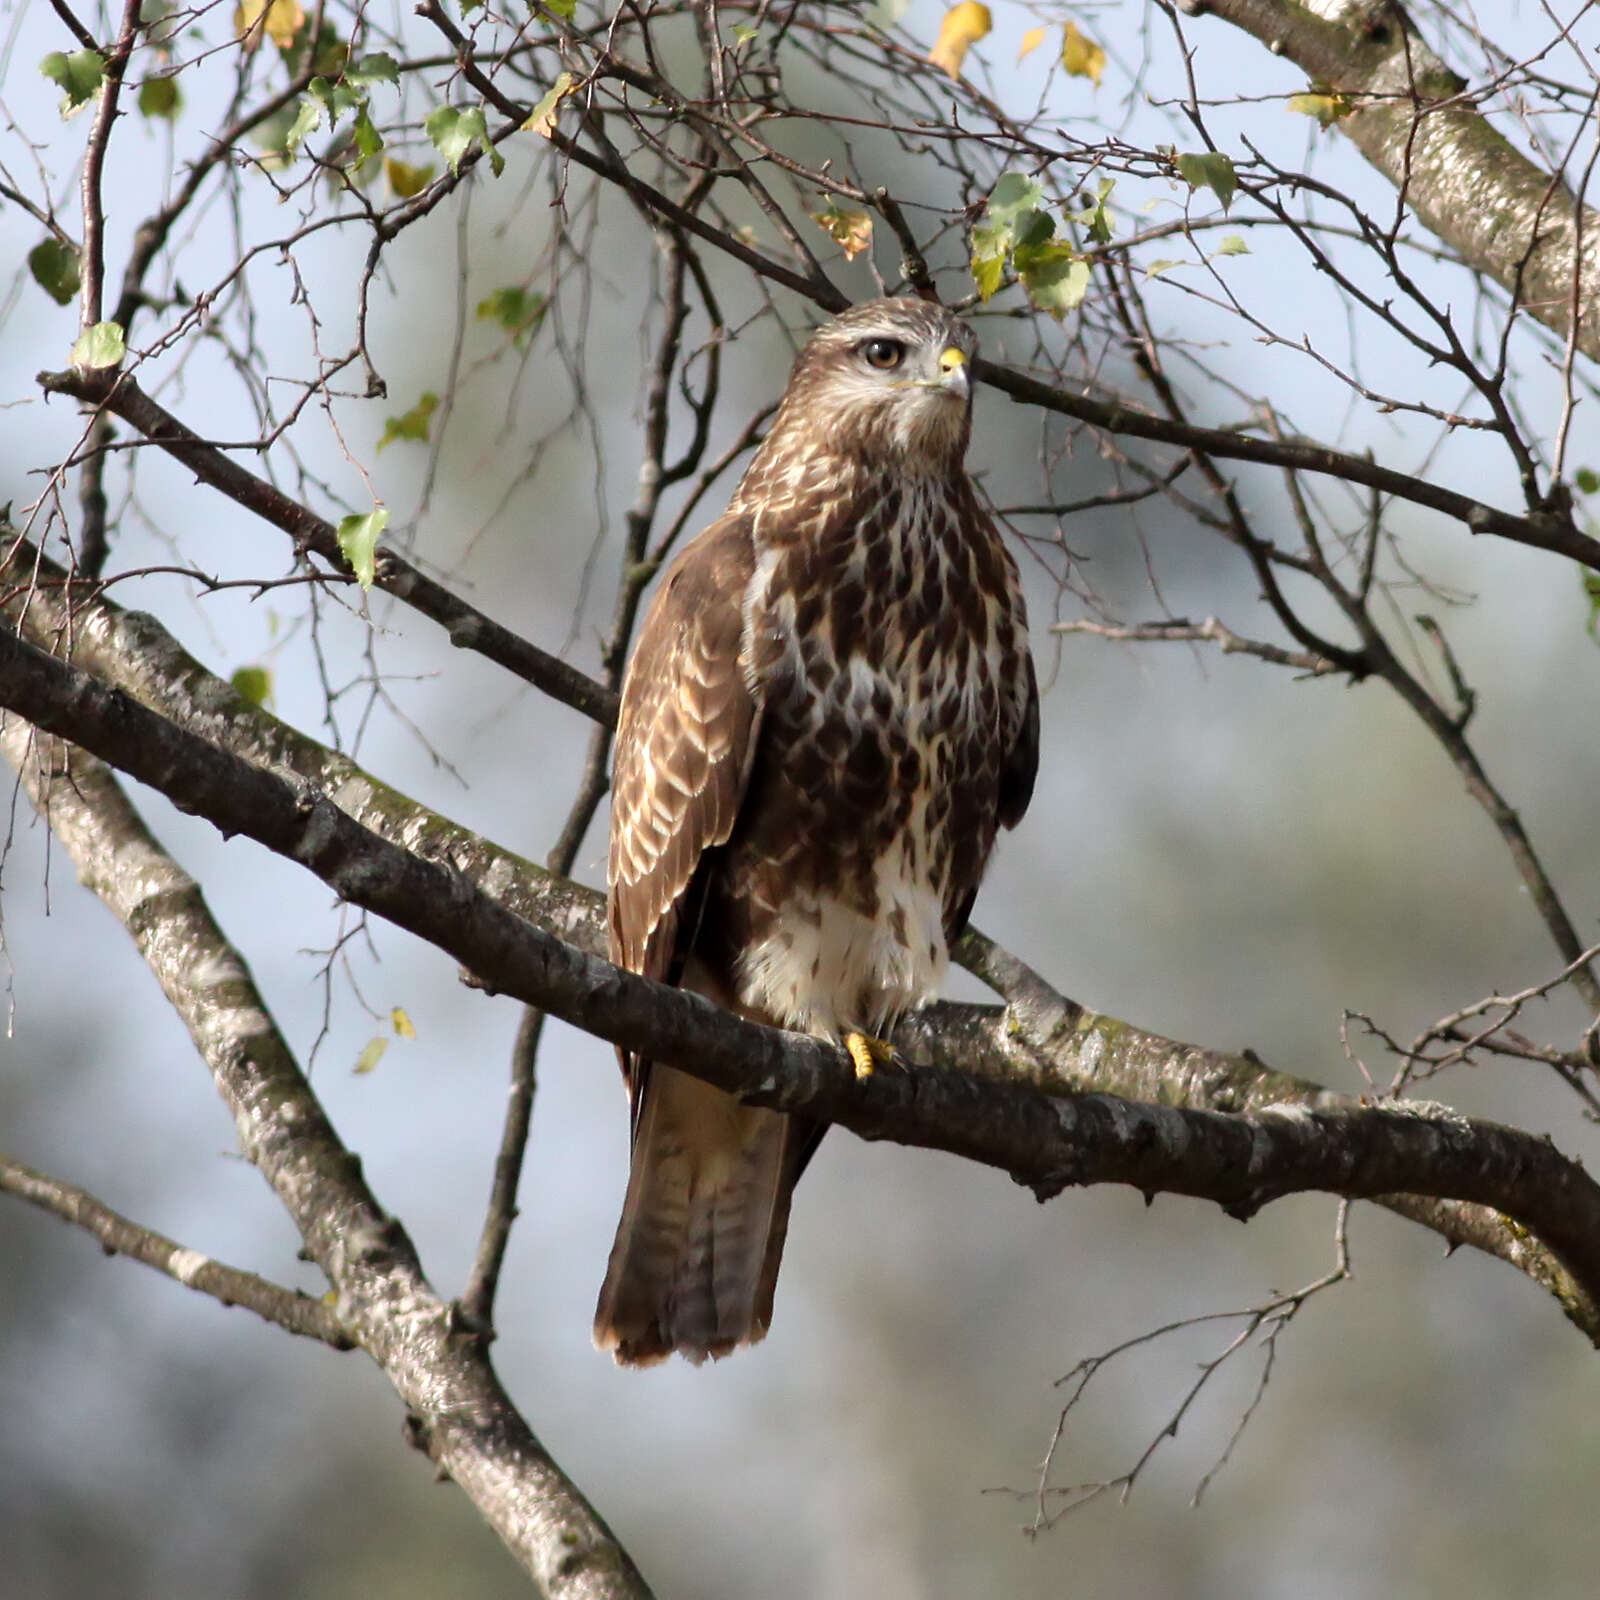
[595,297,1039,1365]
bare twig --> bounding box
[0,1148,351,1347]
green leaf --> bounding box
[1575,467,1599,495]
[972,172,1096,306]
[40,48,106,114]
[28,238,81,306]
[353,1036,389,1075]
[137,75,182,120]
[732,22,759,43]
[969,220,1008,300]
[315,74,364,122]
[1213,234,1249,256]
[1176,151,1237,212]
[337,507,388,589]
[986,171,1045,226]
[378,391,439,450]
[476,286,548,345]
[1068,178,1115,245]
[70,320,125,370]
[348,51,399,87]
[1584,568,1600,641]
[284,93,323,154]
[1144,259,1181,278]
[463,107,503,175]
[426,103,503,176]
[391,1006,417,1039]
[542,0,577,15]
[1017,244,1090,319]
[1010,207,1054,251]
[351,107,384,169]
[229,665,273,706]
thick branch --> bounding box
[0,538,602,951]
[0,717,650,1599]
[1193,0,1600,363]
[7,537,1591,1337]
[5,615,1599,1345]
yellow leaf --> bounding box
[234,0,305,51]
[1061,20,1105,85]
[929,1,991,80]
[1287,89,1353,127]
[809,206,874,261]
[391,1006,417,1039]
[353,1036,388,1075]
[383,157,434,198]
[524,71,575,138]
[1018,26,1046,62]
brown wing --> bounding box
[1000,649,1040,831]
[599,512,804,1365]
[607,510,761,1008]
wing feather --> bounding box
[999,649,1040,830]
[607,513,760,994]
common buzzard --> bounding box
[595,298,1039,1364]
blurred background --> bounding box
[4,2,1600,1596]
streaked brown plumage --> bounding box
[595,298,1039,1365]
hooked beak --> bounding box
[934,344,969,400]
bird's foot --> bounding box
[845,1030,898,1080]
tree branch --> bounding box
[1188,0,1600,365]
[5,612,1599,1345]
[7,532,1591,1338]
[0,1146,350,1347]
[34,367,620,729]
[0,712,651,1599]
[972,357,1600,567]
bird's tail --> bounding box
[594,1065,803,1365]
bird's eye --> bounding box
[860,338,905,371]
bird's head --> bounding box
[770,298,978,474]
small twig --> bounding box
[1053,615,1341,675]
[77,0,141,336]
[46,0,99,51]
[1414,614,1477,730]
[872,187,937,297]
[1011,1205,1353,1531]
[0,1149,352,1347]
[1403,942,1600,1085]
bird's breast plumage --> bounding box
[702,470,1031,1038]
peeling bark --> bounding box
[1194,0,1599,363]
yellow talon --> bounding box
[846,1031,896,1079]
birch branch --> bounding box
[5,534,1592,1338]
[1191,0,1600,364]
[4,610,1599,1347]
[0,716,651,1600]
